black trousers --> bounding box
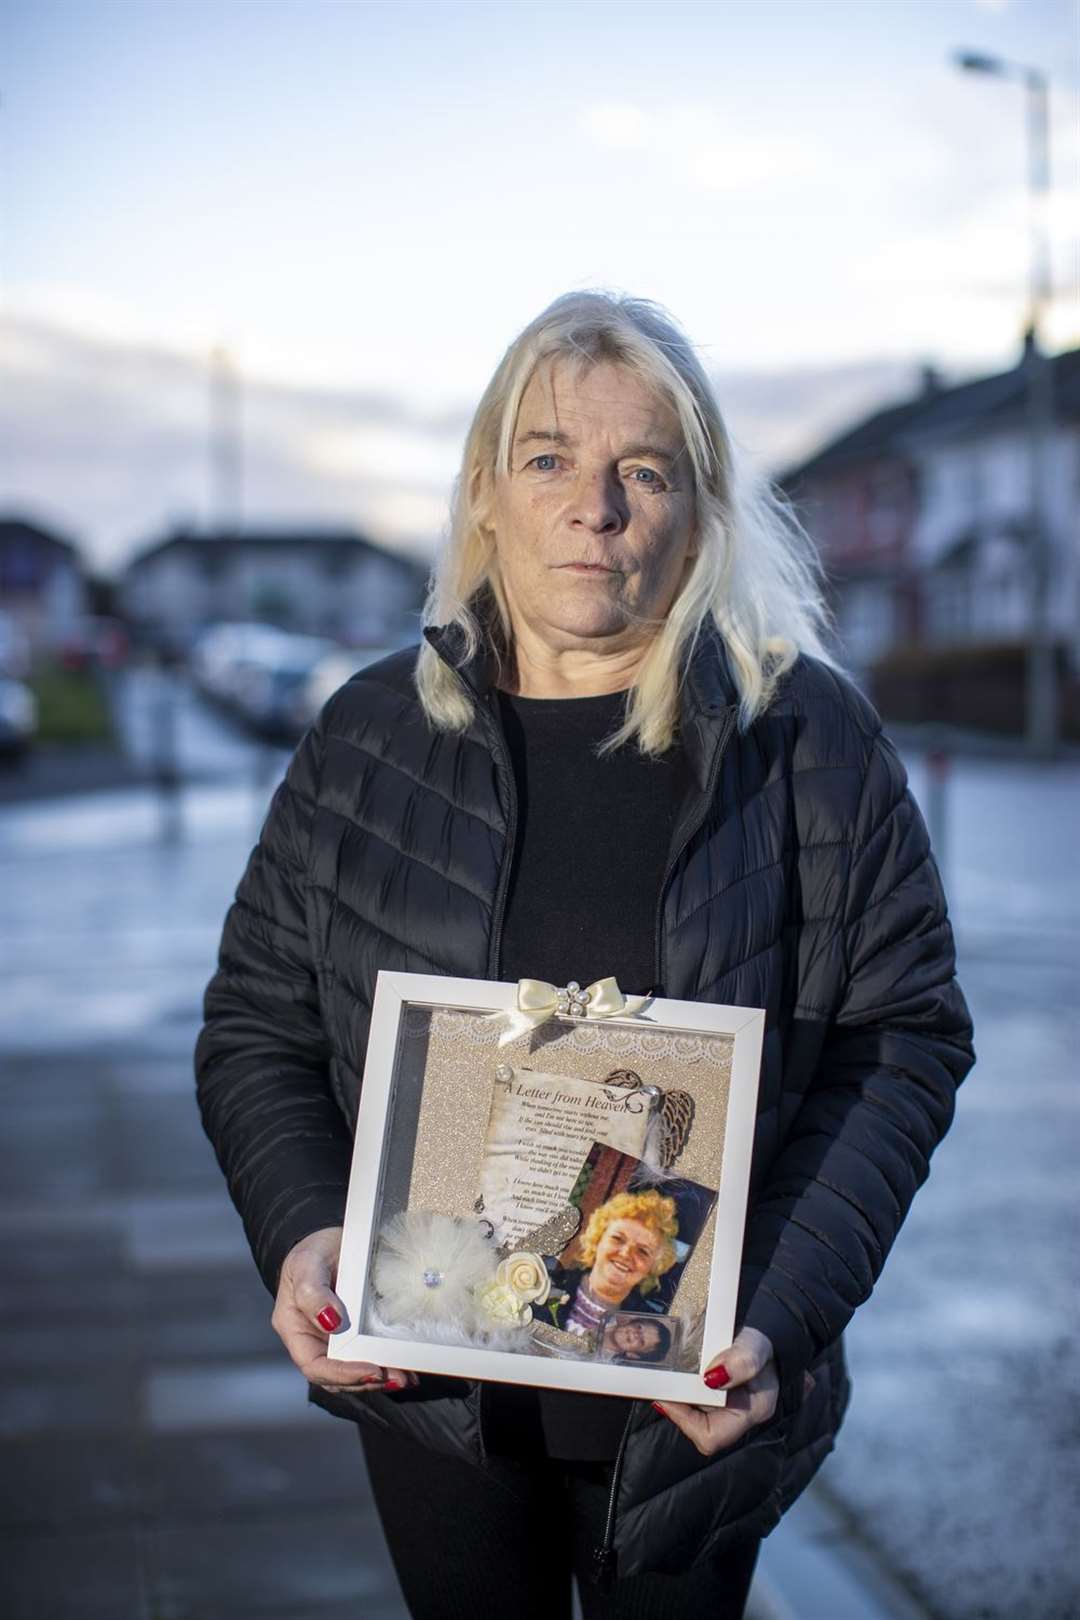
[359,1419,760,1620]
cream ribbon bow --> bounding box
[488,976,652,1047]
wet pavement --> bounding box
[0,690,1076,1619]
[816,785,1080,1620]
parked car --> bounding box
[233,634,337,740]
[297,645,402,730]
[0,676,38,760]
[192,623,284,706]
[0,611,31,680]
[190,623,338,740]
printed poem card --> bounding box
[476,1067,653,1246]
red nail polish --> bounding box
[651,1402,668,1417]
[316,1306,341,1332]
[703,1364,730,1389]
[384,1379,403,1392]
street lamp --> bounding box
[952,48,1057,754]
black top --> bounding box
[495,686,690,1460]
[497,687,688,995]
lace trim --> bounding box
[400,1005,716,1066]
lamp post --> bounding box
[953,50,1057,754]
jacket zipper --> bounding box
[478,691,518,979]
[593,1400,638,1591]
[653,706,737,992]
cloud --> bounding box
[301,424,458,488]
[0,313,464,574]
[581,100,827,193]
[715,355,926,478]
[583,101,651,151]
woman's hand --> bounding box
[652,1327,780,1457]
[271,1226,418,1394]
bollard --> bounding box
[150,657,182,844]
[924,739,950,891]
[252,741,279,838]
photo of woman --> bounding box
[541,1142,717,1343]
[599,1313,681,1367]
[548,1187,680,1338]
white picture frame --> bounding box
[329,971,764,1408]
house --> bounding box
[121,526,429,653]
[901,337,1080,660]
[0,517,89,666]
[777,335,1080,681]
[773,378,936,670]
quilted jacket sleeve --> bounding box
[738,725,975,1403]
[194,704,353,1296]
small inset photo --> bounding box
[598,1311,683,1368]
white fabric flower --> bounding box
[373,1212,496,1328]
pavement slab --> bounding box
[1,1527,150,1620]
[142,1426,371,1518]
[0,1432,141,1531]
[146,1504,399,1620]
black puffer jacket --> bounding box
[194,625,974,1578]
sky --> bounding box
[2,0,1078,576]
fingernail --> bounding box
[384,1379,403,1393]
[651,1401,668,1417]
[703,1364,730,1389]
[316,1306,341,1332]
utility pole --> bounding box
[953,52,1058,754]
[1021,73,1057,755]
[209,343,244,535]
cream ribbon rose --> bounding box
[496,1251,552,1307]
[474,1278,532,1327]
[474,1251,553,1327]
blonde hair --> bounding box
[416,289,835,754]
[577,1188,679,1294]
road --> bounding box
[0,684,1075,1618]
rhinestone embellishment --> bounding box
[556,981,591,1018]
[422,1268,443,1288]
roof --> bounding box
[0,517,82,562]
[126,526,427,578]
[777,340,1080,488]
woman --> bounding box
[195,289,975,1619]
[550,1188,678,1337]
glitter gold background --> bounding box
[402,1008,733,1327]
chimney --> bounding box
[918,363,944,399]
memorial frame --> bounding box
[329,971,764,1408]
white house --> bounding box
[0,517,89,663]
[777,336,1080,672]
[899,338,1080,660]
[121,526,429,653]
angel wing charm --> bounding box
[657,1089,695,1167]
